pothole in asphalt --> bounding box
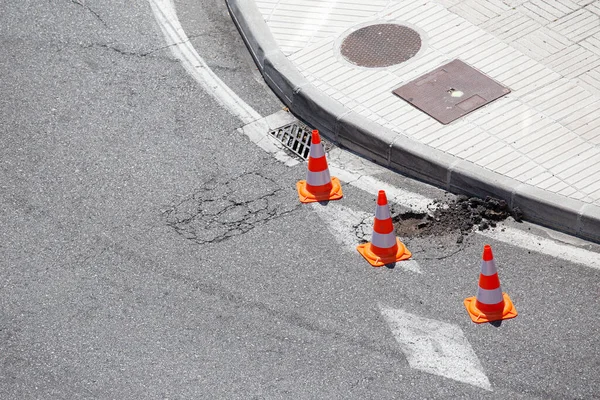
[391,195,523,242]
[393,211,430,237]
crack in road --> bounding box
[164,172,299,244]
[81,43,148,57]
[80,33,208,59]
[140,34,207,56]
[353,215,373,244]
[69,0,107,27]
[81,43,174,59]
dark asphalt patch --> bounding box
[392,195,523,242]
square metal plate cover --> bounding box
[392,59,510,124]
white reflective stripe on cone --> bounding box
[371,231,397,248]
[306,169,332,187]
[309,143,325,158]
[480,260,497,276]
[375,205,391,220]
[476,287,504,305]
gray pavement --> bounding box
[226,0,600,243]
[1,0,600,399]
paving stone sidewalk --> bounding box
[227,0,600,243]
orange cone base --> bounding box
[297,177,343,203]
[463,292,518,323]
[356,238,411,267]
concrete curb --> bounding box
[226,0,600,244]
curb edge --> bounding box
[226,0,600,244]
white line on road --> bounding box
[479,226,600,270]
[148,0,433,211]
[329,153,600,270]
[149,1,600,271]
[148,0,261,125]
[329,160,433,214]
[311,202,371,253]
[339,170,600,270]
[237,111,300,167]
[327,149,600,271]
[380,305,492,391]
[311,202,423,273]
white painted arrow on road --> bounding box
[380,305,492,391]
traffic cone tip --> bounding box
[482,244,493,261]
[377,190,387,205]
[311,130,321,144]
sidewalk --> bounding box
[227,0,600,243]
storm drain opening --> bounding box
[269,121,334,160]
[269,122,313,160]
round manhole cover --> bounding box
[340,24,421,68]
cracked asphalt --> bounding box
[165,171,299,245]
[2,0,600,399]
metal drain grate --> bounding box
[269,122,313,160]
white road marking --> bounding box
[238,111,300,167]
[328,148,600,270]
[148,0,425,268]
[329,164,433,214]
[479,226,600,270]
[311,203,371,252]
[148,0,261,125]
[149,0,600,271]
[149,0,432,211]
[399,259,422,273]
[312,203,422,273]
[380,305,492,391]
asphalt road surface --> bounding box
[1,0,600,399]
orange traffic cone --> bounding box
[297,130,343,203]
[357,190,411,267]
[464,245,517,323]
